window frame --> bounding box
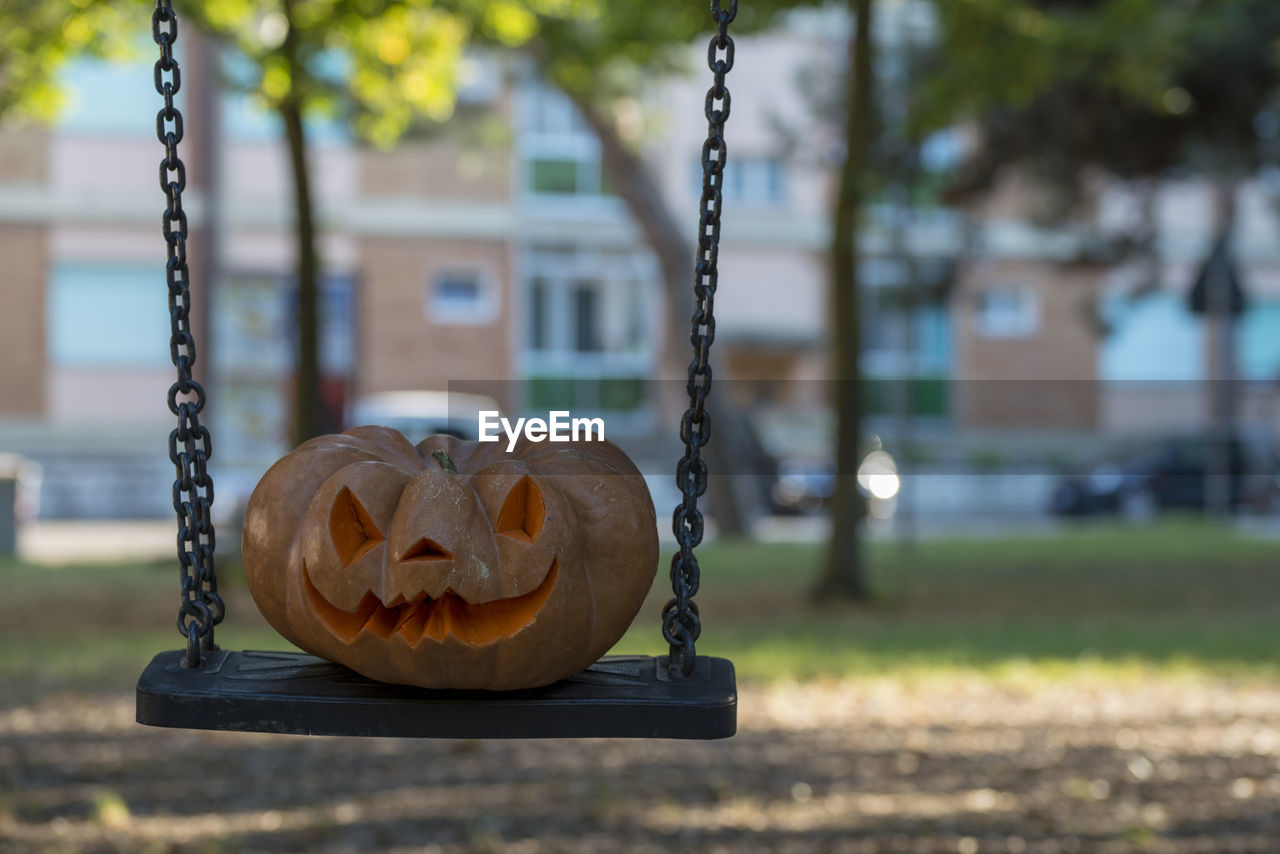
[973,285,1041,339]
[424,268,500,326]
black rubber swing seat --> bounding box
[136,649,737,739]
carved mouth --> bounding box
[303,559,559,647]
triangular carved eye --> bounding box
[400,537,453,561]
[496,476,544,542]
[330,487,385,566]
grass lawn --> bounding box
[3,517,1279,693]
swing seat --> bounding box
[136,649,737,739]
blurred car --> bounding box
[770,457,836,515]
[749,408,898,515]
[218,391,502,528]
[1049,434,1279,518]
[347,390,500,443]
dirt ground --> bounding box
[3,676,1280,853]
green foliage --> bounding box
[532,0,822,122]
[182,0,798,149]
[534,3,710,99]
[918,0,1188,128]
[338,5,468,144]
[4,0,822,152]
[918,0,1280,202]
[181,0,461,147]
[0,0,137,124]
[167,0,605,149]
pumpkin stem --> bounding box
[430,449,459,473]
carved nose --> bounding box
[384,468,500,603]
[398,536,453,563]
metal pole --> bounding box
[881,3,919,552]
[1205,180,1237,519]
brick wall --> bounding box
[356,238,512,399]
[0,127,47,183]
[954,261,1101,430]
[0,226,48,416]
[361,139,510,202]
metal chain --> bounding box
[153,0,223,668]
[663,0,736,678]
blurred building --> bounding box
[954,174,1280,437]
[2,6,1280,517]
[0,18,855,517]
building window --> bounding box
[426,270,496,325]
[525,81,585,136]
[211,272,355,459]
[520,81,610,200]
[520,249,656,418]
[529,277,549,351]
[55,60,156,139]
[572,283,603,353]
[974,287,1039,339]
[1241,301,1280,381]
[858,275,952,418]
[49,265,170,367]
[525,156,608,198]
[1100,293,1204,382]
[530,158,587,195]
[693,155,787,206]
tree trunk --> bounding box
[563,86,760,536]
[1205,176,1240,519]
[815,0,873,601]
[280,0,322,449]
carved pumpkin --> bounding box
[241,426,658,690]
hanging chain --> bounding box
[154,0,223,668]
[663,0,736,678]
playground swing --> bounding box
[136,0,740,740]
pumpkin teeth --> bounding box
[394,602,430,642]
[390,595,427,634]
[360,602,400,637]
[420,595,455,642]
[301,565,384,644]
[305,559,560,647]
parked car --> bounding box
[1049,434,1279,518]
[218,391,502,528]
[749,408,897,515]
[347,390,501,443]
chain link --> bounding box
[663,0,737,678]
[154,0,222,668]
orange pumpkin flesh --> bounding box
[241,426,658,690]
[299,558,559,646]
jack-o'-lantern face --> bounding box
[300,460,567,648]
[241,427,658,690]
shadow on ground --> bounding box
[5,524,1280,852]
[3,677,1280,854]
